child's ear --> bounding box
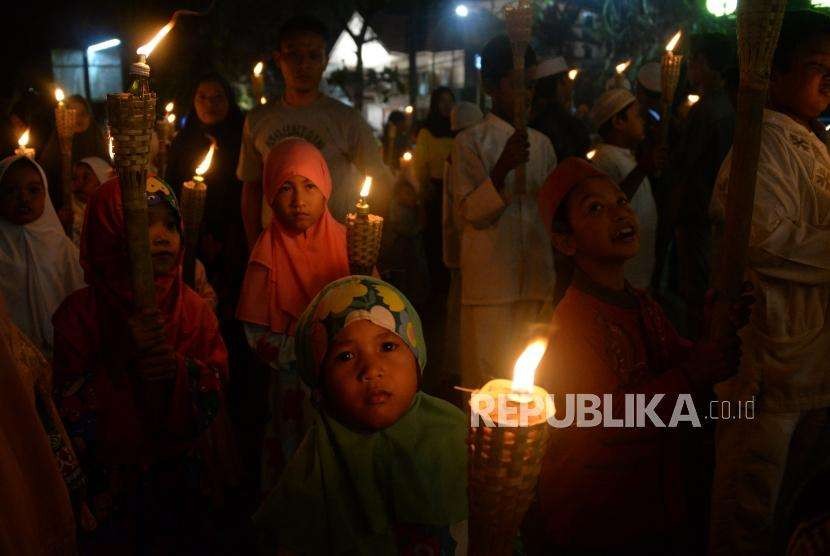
[551,231,576,257]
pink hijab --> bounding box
[237,139,350,334]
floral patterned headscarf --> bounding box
[294,275,426,389]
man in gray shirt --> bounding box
[238,15,392,248]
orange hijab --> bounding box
[237,139,350,334]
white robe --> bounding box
[451,113,557,386]
[0,156,85,356]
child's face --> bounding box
[147,204,181,276]
[614,102,646,144]
[322,319,419,431]
[553,177,640,263]
[770,36,830,121]
[0,161,46,225]
[72,163,100,199]
[488,68,536,121]
[272,174,326,232]
[67,98,91,134]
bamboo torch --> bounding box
[468,338,555,556]
[504,0,533,196]
[106,22,172,311]
[346,176,384,275]
[659,31,683,145]
[54,87,76,233]
[709,0,786,340]
[181,144,214,287]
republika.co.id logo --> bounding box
[470,393,756,428]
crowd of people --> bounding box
[1,8,829,556]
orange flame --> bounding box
[615,60,631,75]
[253,61,264,76]
[359,176,372,198]
[55,88,65,103]
[512,338,548,395]
[18,129,30,148]
[665,30,682,52]
[195,144,215,177]
[137,21,174,57]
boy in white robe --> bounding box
[451,35,557,387]
[708,11,830,555]
[589,88,665,289]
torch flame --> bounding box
[359,176,372,198]
[55,88,65,103]
[166,113,176,124]
[665,30,682,52]
[402,151,413,162]
[18,129,30,148]
[165,101,174,113]
[687,94,700,105]
[404,105,414,115]
[615,60,631,75]
[108,136,114,160]
[586,149,596,160]
[512,338,548,395]
[253,61,264,76]
[260,96,267,105]
[568,68,579,81]
[195,144,215,177]
[136,21,175,57]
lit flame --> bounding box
[260,96,267,105]
[568,68,579,81]
[166,113,176,124]
[402,151,413,162]
[55,88,65,103]
[586,149,596,160]
[687,94,700,105]
[404,105,414,115]
[108,136,114,160]
[136,21,174,57]
[18,129,30,148]
[615,60,631,75]
[512,338,548,395]
[826,123,830,132]
[195,144,215,177]
[165,101,174,113]
[253,61,264,76]
[665,30,682,52]
[359,176,372,198]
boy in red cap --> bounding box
[524,157,750,554]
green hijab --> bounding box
[254,276,468,554]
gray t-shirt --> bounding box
[237,94,391,223]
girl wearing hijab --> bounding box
[254,275,468,555]
[236,138,351,493]
[70,156,114,247]
[52,175,233,552]
[0,155,84,356]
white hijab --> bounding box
[0,156,85,356]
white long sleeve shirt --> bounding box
[451,113,557,305]
[710,109,830,411]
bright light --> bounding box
[665,30,682,52]
[136,21,174,57]
[55,88,65,103]
[404,105,414,115]
[825,123,830,131]
[687,94,700,105]
[87,38,121,54]
[402,151,413,162]
[195,144,215,177]
[568,68,579,81]
[108,136,114,160]
[615,60,631,75]
[164,102,174,113]
[586,149,596,160]
[455,4,469,17]
[474,53,482,70]
[253,61,264,76]
[360,176,373,198]
[18,129,30,148]
[813,0,830,7]
[511,338,548,395]
[260,96,267,105]
[166,113,176,124]
[706,0,737,16]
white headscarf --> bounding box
[0,156,85,356]
[78,156,115,185]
